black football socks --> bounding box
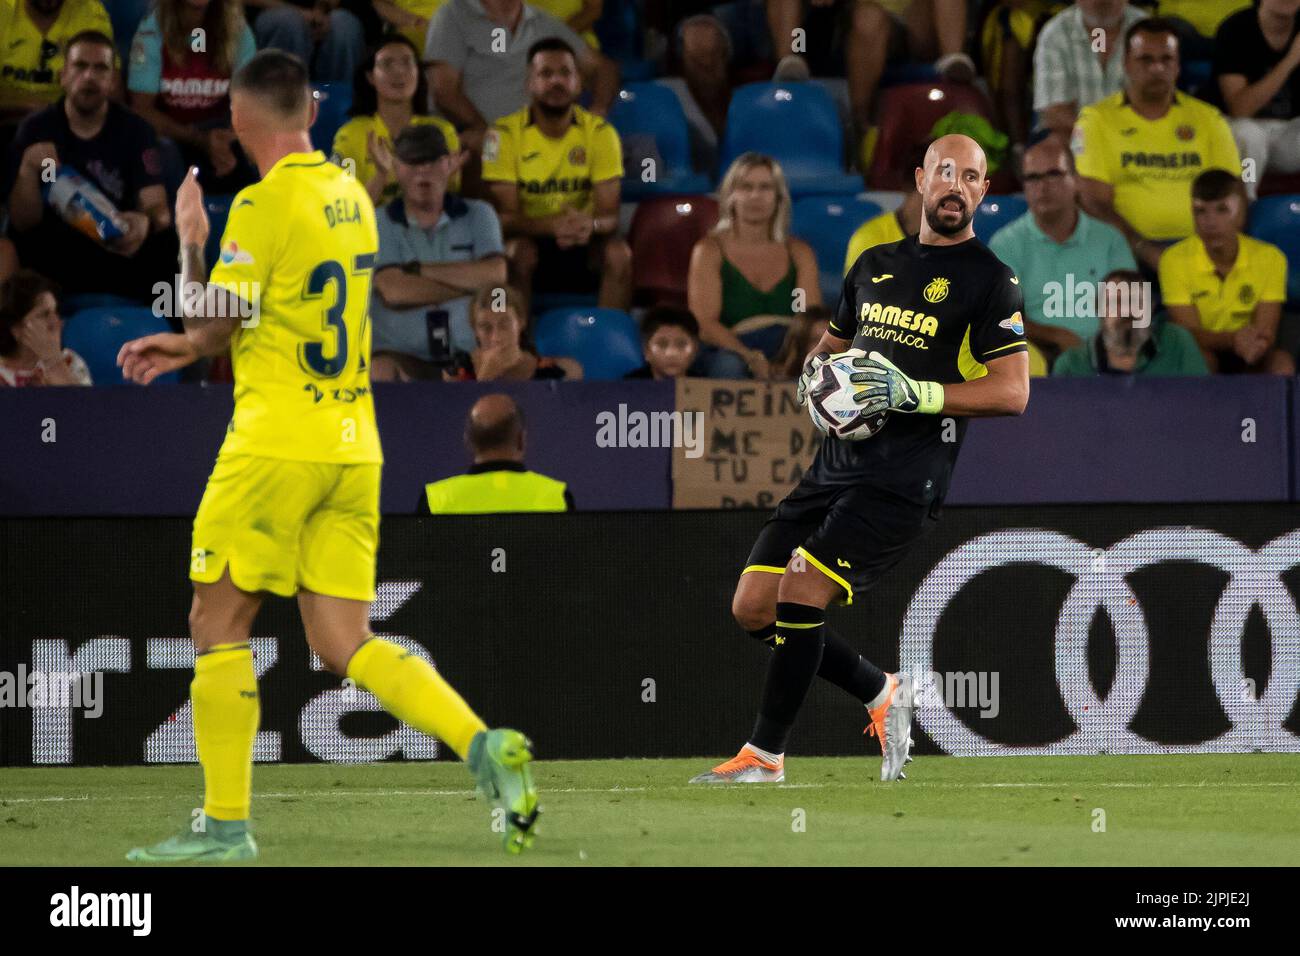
[749,602,826,754]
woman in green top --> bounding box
[687,153,821,378]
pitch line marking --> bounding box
[3,780,1297,805]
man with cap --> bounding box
[419,393,574,514]
[370,123,507,381]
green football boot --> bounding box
[127,816,258,863]
[467,728,540,854]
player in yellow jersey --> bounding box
[117,51,539,861]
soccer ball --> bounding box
[807,349,890,441]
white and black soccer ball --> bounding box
[806,349,889,441]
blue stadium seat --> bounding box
[974,194,1028,243]
[62,307,180,386]
[110,0,152,73]
[791,194,883,302]
[1248,195,1300,302]
[311,83,353,153]
[534,308,643,380]
[719,82,863,197]
[204,194,236,270]
[609,83,711,199]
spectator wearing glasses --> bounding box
[989,135,1134,363]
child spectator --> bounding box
[1159,169,1294,374]
[0,269,91,385]
[331,34,460,205]
[447,284,583,381]
[624,306,700,380]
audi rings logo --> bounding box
[901,528,1300,756]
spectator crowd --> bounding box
[2,0,1300,387]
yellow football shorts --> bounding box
[190,454,381,601]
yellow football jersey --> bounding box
[208,150,383,465]
[481,105,623,219]
[0,0,112,110]
[844,211,906,275]
[1072,91,1240,241]
[1158,233,1287,334]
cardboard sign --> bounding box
[672,379,823,509]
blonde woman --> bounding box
[687,152,821,378]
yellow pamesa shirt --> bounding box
[331,113,460,203]
[844,210,906,275]
[0,0,113,110]
[208,150,383,465]
[481,105,623,220]
[1072,91,1240,241]
[1159,233,1288,334]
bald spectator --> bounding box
[1073,18,1240,273]
[418,394,574,514]
[989,135,1135,361]
[1034,1,1148,143]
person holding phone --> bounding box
[369,124,506,382]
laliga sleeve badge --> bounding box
[483,129,500,163]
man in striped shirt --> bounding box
[1034,1,1149,142]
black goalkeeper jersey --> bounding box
[812,233,1028,500]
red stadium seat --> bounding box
[628,195,719,307]
[868,82,1009,191]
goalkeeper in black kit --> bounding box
[690,134,1030,785]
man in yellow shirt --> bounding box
[420,394,573,514]
[0,0,111,117]
[483,36,630,312]
[1073,17,1239,273]
[843,189,920,275]
[1159,169,1293,374]
[117,50,539,861]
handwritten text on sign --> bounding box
[672,380,823,509]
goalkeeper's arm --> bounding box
[933,351,1029,417]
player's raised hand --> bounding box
[850,351,944,414]
[175,167,209,249]
[796,351,830,406]
[117,332,200,385]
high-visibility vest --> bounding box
[423,468,569,514]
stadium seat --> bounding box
[628,195,719,306]
[110,0,152,73]
[1247,195,1300,302]
[533,308,643,380]
[973,194,1028,243]
[791,194,883,302]
[311,83,353,153]
[204,194,236,269]
[609,83,711,199]
[719,82,863,197]
[594,1,656,81]
[62,307,180,386]
[868,82,1002,190]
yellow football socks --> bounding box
[347,637,487,759]
[192,642,259,822]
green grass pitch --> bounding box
[2,754,1297,866]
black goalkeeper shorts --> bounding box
[742,477,941,605]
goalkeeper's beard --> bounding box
[924,197,973,236]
